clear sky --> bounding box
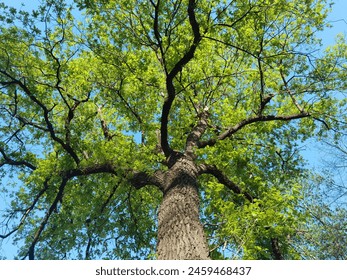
[1,0,347,259]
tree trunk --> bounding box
[156,156,210,260]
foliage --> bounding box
[1,0,347,259]
[292,170,347,260]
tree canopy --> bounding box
[0,0,346,259]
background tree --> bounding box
[292,135,347,260]
[0,0,346,259]
[295,173,347,259]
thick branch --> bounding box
[151,0,167,73]
[185,109,209,158]
[160,0,202,157]
[167,0,201,80]
[16,115,50,133]
[129,170,165,191]
[198,112,310,148]
[198,163,253,202]
[65,162,119,178]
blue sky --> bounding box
[1,0,347,259]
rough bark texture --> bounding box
[156,156,210,260]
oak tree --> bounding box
[1,0,346,259]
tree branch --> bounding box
[97,105,113,141]
[198,112,310,148]
[0,71,80,165]
[0,146,37,170]
[198,163,254,202]
[185,108,209,158]
[271,237,284,260]
[280,70,306,114]
[212,1,254,30]
[0,179,50,241]
[27,177,68,260]
[202,35,257,59]
[160,0,202,157]
[151,0,167,73]
[65,162,119,178]
[129,170,165,191]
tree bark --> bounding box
[156,155,210,260]
[271,238,284,260]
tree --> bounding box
[295,136,347,260]
[291,165,347,259]
[0,0,346,259]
